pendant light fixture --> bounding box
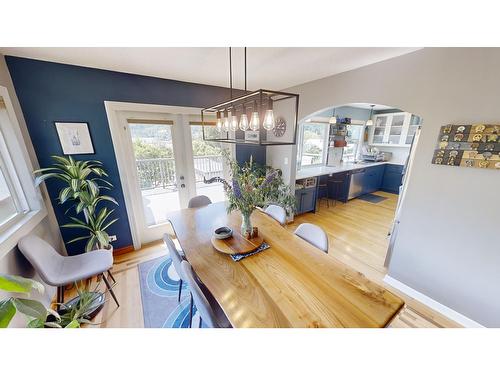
[366,104,375,126]
[239,105,249,131]
[222,109,230,132]
[250,100,260,131]
[216,111,222,131]
[329,107,337,125]
[202,47,300,146]
[229,110,238,131]
[263,99,275,131]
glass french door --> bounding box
[189,124,226,203]
[122,112,191,245]
[115,108,231,248]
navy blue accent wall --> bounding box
[6,56,263,254]
[235,145,266,166]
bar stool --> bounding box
[317,181,330,208]
[328,176,344,206]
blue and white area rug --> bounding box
[138,255,203,328]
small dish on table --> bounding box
[213,226,233,240]
[211,228,264,255]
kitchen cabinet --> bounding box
[381,164,404,194]
[295,186,317,214]
[368,112,417,147]
[362,165,385,195]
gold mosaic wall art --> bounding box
[432,124,500,169]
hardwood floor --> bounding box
[68,192,461,328]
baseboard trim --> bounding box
[113,245,134,256]
[383,275,484,328]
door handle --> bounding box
[180,184,186,188]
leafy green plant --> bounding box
[0,273,104,328]
[57,282,104,328]
[223,152,296,217]
[0,273,73,328]
[34,155,118,251]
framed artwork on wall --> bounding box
[55,122,95,155]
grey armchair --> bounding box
[294,223,329,253]
[181,261,231,328]
[188,195,212,208]
[17,235,119,307]
[264,204,287,225]
[163,234,185,302]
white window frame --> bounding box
[0,85,46,258]
[298,121,329,168]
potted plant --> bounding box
[0,273,105,328]
[207,152,296,236]
[34,156,118,252]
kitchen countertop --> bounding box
[296,161,390,180]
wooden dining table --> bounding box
[168,202,404,328]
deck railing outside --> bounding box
[136,155,223,191]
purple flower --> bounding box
[261,171,277,188]
[232,178,242,199]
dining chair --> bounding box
[294,223,329,253]
[180,260,232,328]
[188,195,212,208]
[163,234,186,302]
[17,234,119,306]
[264,204,287,225]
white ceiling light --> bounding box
[366,105,375,126]
[329,108,337,125]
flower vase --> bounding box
[241,211,253,237]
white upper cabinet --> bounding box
[368,112,417,147]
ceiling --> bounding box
[345,103,396,110]
[0,47,421,91]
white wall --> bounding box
[0,54,62,327]
[266,97,297,184]
[283,48,500,327]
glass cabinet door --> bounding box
[388,114,405,144]
[372,115,388,144]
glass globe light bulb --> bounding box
[216,117,222,131]
[223,115,230,132]
[229,113,238,132]
[250,111,260,131]
[239,113,249,131]
[263,109,275,131]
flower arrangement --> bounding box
[206,151,295,235]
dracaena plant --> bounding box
[0,273,79,328]
[34,155,118,252]
[0,273,102,328]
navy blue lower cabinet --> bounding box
[381,164,404,194]
[295,187,317,214]
[362,165,385,195]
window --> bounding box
[343,124,364,162]
[300,123,328,167]
[0,87,46,254]
[0,153,21,228]
[0,109,28,231]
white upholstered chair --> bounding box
[294,223,329,253]
[264,204,287,225]
[163,234,186,302]
[17,234,119,306]
[188,195,212,208]
[180,261,231,328]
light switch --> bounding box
[284,157,289,165]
